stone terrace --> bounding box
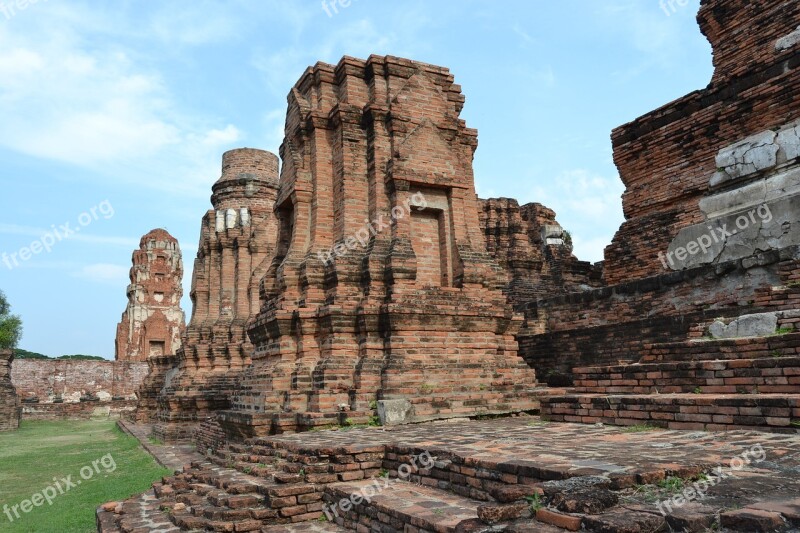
[100,417,800,532]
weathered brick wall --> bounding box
[520,249,800,382]
[0,349,19,431]
[604,0,800,284]
[480,198,603,308]
[519,0,800,382]
[115,229,185,362]
[21,400,137,421]
[11,360,148,403]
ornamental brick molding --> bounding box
[115,229,185,362]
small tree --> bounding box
[0,290,22,350]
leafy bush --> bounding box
[0,290,22,350]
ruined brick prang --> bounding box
[143,149,280,439]
[480,198,603,308]
[603,0,800,284]
[115,229,185,362]
[521,0,800,385]
[0,349,19,431]
[217,56,541,438]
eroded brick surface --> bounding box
[102,418,800,533]
[479,199,603,309]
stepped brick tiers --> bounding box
[0,349,20,431]
[139,149,281,441]
[530,0,800,433]
[216,55,543,439]
[115,229,185,362]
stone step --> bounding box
[572,355,800,394]
[640,332,800,363]
[324,479,481,532]
[542,393,800,432]
[96,489,181,533]
[261,522,349,532]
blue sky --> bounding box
[0,0,710,358]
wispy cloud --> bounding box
[73,263,129,284]
[0,224,139,248]
[526,168,625,263]
[0,3,246,197]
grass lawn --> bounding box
[0,419,172,532]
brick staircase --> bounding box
[95,420,700,532]
[542,325,800,433]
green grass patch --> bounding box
[622,424,661,433]
[0,420,171,532]
[658,476,685,493]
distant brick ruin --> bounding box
[0,349,19,431]
[138,149,280,441]
[115,229,185,362]
[11,359,148,420]
[480,198,603,307]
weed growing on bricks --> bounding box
[655,443,766,516]
[2,200,115,271]
[3,453,117,524]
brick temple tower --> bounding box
[143,149,280,440]
[115,229,185,362]
[218,56,542,437]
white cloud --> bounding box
[73,263,129,284]
[0,4,245,197]
[525,168,625,263]
[0,224,139,248]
